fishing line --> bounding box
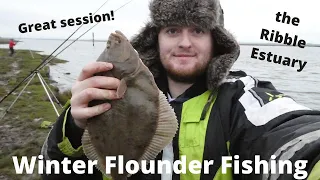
[0,0,112,104]
[38,0,135,70]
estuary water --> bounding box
[1,38,319,110]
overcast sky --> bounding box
[1,0,319,44]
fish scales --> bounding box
[82,30,178,180]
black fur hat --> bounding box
[130,0,240,90]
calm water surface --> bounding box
[2,39,319,110]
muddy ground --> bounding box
[0,48,69,180]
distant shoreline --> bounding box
[238,43,320,47]
[9,38,320,47]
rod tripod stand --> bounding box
[0,70,63,121]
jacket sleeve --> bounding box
[228,75,320,180]
[40,100,103,180]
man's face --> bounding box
[158,26,213,83]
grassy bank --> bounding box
[0,48,71,180]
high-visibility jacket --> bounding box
[41,72,320,180]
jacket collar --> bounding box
[157,73,208,104]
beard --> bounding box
[162,61,209,83]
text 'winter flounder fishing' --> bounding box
[12,155,309,179]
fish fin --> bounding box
[138,89,178,164]
[117,79,127,98]
[82,129,112,179]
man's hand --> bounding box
[70,62,121,129]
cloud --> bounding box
[221,0,320,43]
[1,0,319,43]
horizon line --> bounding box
[1,37,320,47]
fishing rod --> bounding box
[0,25,84,104]
[0,0,113,104]
[38,0,135,70]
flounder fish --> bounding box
[82,30,178,180]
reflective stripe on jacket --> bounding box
[41,74,320,180]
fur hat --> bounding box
[130,0,240,90]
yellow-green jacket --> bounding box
[41,72,320,180]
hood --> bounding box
[130,0,240,91]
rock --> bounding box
[0,125,11,129]
[33,118,43,122]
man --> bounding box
[41,0,320,179]
[9,39,16,56]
